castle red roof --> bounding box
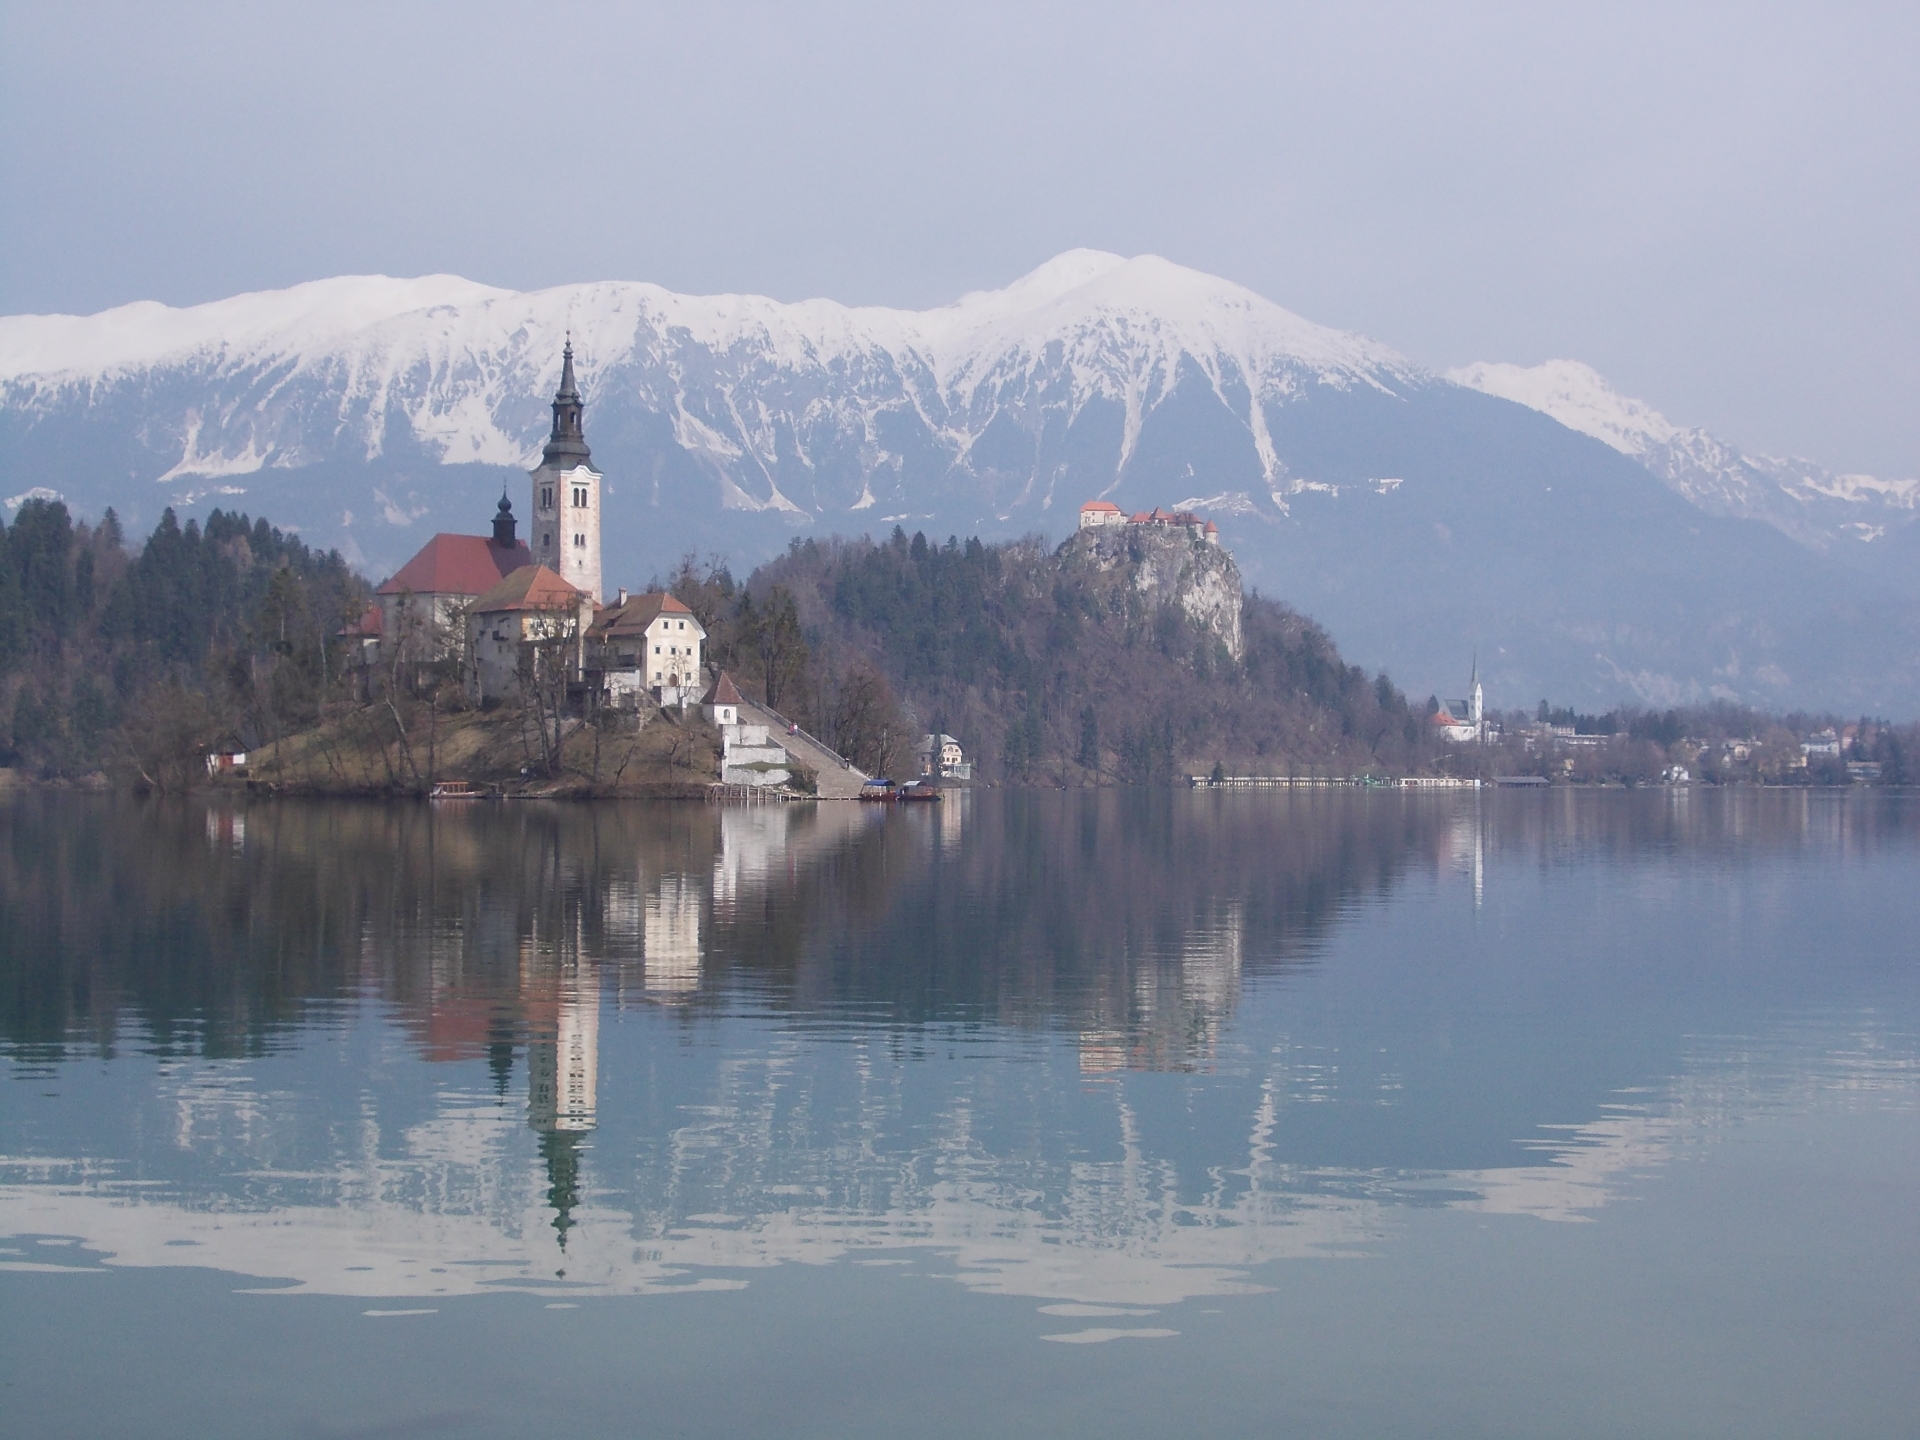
[1080,499,1123,513]
[377,534,534,597]
[701,671,745,706]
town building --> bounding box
[1802,728,1842,759]
[529,341,604,603]
[587,591,707,708]
[1078,499,1125,530]
[465,564,593,704]
[917,733,971,781]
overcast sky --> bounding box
[3,1,1915,475]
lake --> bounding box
[2,788,1917,1438]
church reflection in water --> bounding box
[5,788,1912,1306]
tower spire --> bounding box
[541,340,591,469]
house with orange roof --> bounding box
[1077,499,1125,530]
[466,564,592,704]
[585,590,708,707]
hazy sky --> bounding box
[4,1,1915,475]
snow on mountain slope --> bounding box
[10,257,1920,713]
[0,275,513,390]
[0,252,1416,500]
[1449,359,1918,548]
[1446,359,1676,455]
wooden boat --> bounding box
[895,781,943,802]
[429,780,487,800]
[858,779,897,801]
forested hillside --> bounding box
[0,499,365,784]
[677,526,1439,783]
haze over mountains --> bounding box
[3,252,1915,713]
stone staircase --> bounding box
[736,701,871,799]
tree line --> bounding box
[666,526,1441,783]
[1,499,366,785]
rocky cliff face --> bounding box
[1060,525,1244,661]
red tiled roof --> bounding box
[377,534,533,596]
[1080,499,1123,513]
[702,672,744,706]
[470,564,584,614]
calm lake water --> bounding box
[2,789,1917,1438]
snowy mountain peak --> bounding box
[1445,359,1677,457]
[1448,358,1917,546]
[0,275,512,385]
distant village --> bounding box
[1416,666,1895,787]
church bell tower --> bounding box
[530,341,603,602]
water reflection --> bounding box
[2,789,1917,1310]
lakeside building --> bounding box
[917,733,971,781]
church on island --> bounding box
[1430,660,1486,743]
[346,343,711,711]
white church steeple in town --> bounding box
[530,340,603,602]
[1469,650,1483,729]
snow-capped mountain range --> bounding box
[1449,359,1919,549]
[0,250,1411,516]
[4,253,1917,712]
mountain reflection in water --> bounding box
[2,789,1916,1309]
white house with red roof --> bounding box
[1078,499,1125,530]
[585,591,708,707]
